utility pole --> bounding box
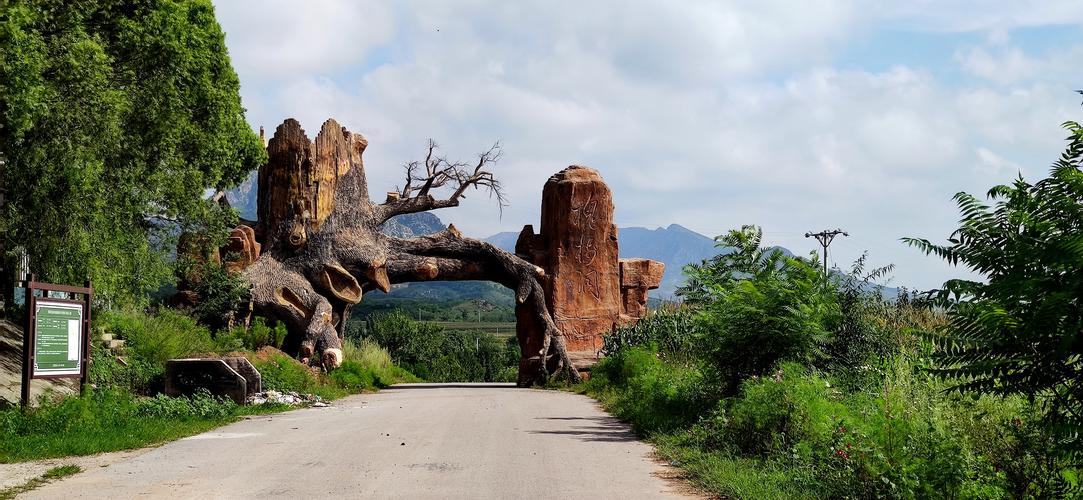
[805,228,848,276]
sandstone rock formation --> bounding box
[222,226,260,274]
[619,258,665,320]
[235,118,578,385]
[515,167,663,373]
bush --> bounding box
[178,258,249,331]
[586,347,710,434]
[598,354,1079,498]
[0,388,244,462]
[99,308,219,365]
[675,226,838,395]
[249,349,346,399]
[228,317,287,351]
[696,254,836,395]
[92,308,225,393]
[88,342,161,394]
[356,310,518,382]
[602,307,698,364]
[906,118,1083,455]
[582,224,1081,498]
[250,341,416,399]
[135,390,236,420]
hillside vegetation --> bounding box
[578,223,1081,498]
[349,310,520,383]
[0,308,415,462]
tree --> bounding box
[0,0,265,307]
[243,119,578,386]
[681,225,837,394]
[905,118,1083,454]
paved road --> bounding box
[25,383,692,499]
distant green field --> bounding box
[429,321,517,337]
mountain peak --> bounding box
[665,223,700,235]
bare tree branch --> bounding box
[378,140,506,223]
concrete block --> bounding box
[164,359,247,405]
[221,357,261,396]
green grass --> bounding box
[0,464,82,499]
[575,348,1082,499]
[0,388,287,463]
[653,436,807,500]
[3,312,416,464]
[248,340,417,400]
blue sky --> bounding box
[213,1,1083,290]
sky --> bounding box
[212,0,1083,291]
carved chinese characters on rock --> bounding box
[515,166,663,375]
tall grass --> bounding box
[577,235,1081,498]
[7,308,417,463]
[249,339,417,399]
[0,388,280,463]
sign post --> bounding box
[20,274,93,407]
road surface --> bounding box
[24,383,693,499]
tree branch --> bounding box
[377,141,505,223]
[383,229,581,384]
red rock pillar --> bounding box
[516,166,621,373]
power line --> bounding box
[805,228,849,276]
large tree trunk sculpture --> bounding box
[243,118,579,386]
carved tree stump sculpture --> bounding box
[243,118,579,386]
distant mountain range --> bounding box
[226,173,727,299]
[225,176,894,302]
[485,224,727,297]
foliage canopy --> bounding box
[905,119,1083,454]
[0,0,265,305]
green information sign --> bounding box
[33,300,83,376]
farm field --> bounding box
[429,321,517,337]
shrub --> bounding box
[99,308,218,365]
[675,226,838,395]
[92,308,225,393]
[356,310,517,382]
[697,258,836,394]
[825,254,899,374]
[587,347,710,433]
[714,363,841,457]
[0,388,243,462]
[249,349,344,399]
[228,317,287,351]
[88,342,161,394]
[905,119,1083,455]
[326,361,379,392]
[177,258,248,331]
[602,306,698,364]
[135,390,236,420]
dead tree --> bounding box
[243,118,579,386]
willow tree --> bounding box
[242,118,578,386]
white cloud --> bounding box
[213,0,395,80]
[213,0,1083,290]
[975,147,1022,175]
[870,0,1083,32]
[956,46,1039,85]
